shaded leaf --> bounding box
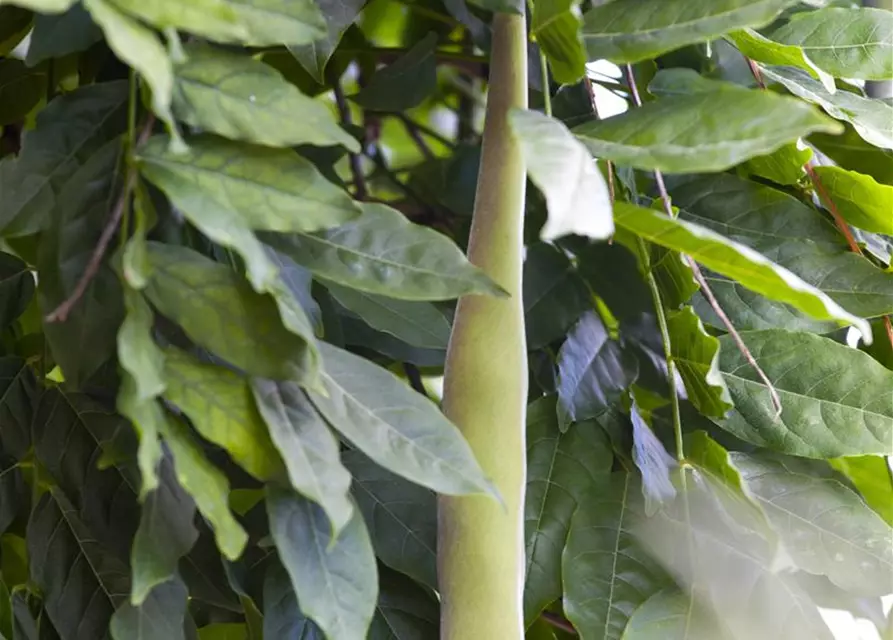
[162,348,284,481]
[742,143,812,186]
[532,0,585,84]
[0,252,34,330]
[523,395,612,624]
[581,0,800,64]
[727,28,834,92]
[287,0,364,82]
[109,578,188,640]
[613,202,871,340]
[309,342,497,498]
[717,329,893,457]
[267,487,377,640]
[573,88,841,173]
[512,109,613,241]
[0,60,45,127]
[252,378,354,535]
[262,202,504,300]
[343,449,437,591]
[368,567,439,640]
[222,0,326,47]
[115,374,164,499]
[646,68,740,97]
[630,402,677,515]
[523,243,591,350]
[667,306,733,418]
[138,134,359,234]
[829,455,893,526]
[812,165,893,235]
[556,311,638,429]
[562,473,671,640]
[770,7,893,81]
[731,452,893,596]
[810,123,893,186]
[0,80,127,237]
[25,5,102,66]
[353,33,438,112]
[172,44,358,151]
[621,589,731,640]
[104,0,245,43]
[0,6,31,56]
[0,455,23,537]
[761,65,893,149]
[263,561,324,640]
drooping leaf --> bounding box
[761,65,893,149]
[0,80,127,237]
[287,0,364,82]
[741,142,812,186]
[523,243,591,350]
[0,60,45,127]
[580,0,801,64]
[157,413,248,560]
[262,203,504,300]
[162,348,284,481]
[0,252,34,330]
[731,452,893,596]
[263,561,325,640]
[252,378,354,536]
[343,449,437,590]
[810,123,893,186]
[138,134,360,234]
[266,246,322,333]
[326,283,451,350]
[172,43,358,151]
[368,567,439,640]
[116,374,164,499]
[573,88,841,173]
[829,455,893,526]
[309,342,497,498]
[117,288,165,403]
[811,166,893,235]
[556,311,638,429]
[103,0,245,43]
[532,0,585,84]
[630,402,677,515]
[522,395,612,624]
[25,5,103,66]
[37,140,124,389]
[667,306,733,418]
[109,578,188,640]
[612,202,871,340]
[267,487,378,640]
[769,7,893,81]
[621,589,731,640]
[717,329,893,457]
[511,109,613,241]
[143,242,316,381]
[727,28,834,92]
[353,33,438,112]
[562,473,671,640]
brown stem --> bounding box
[622,64,783,416]
[398,116,436,161]
[45,115,156,323]
[332,80,368,200]
[541,611,578,635]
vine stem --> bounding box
[45,114,155,323]
[623,64,783,418]
[539,48,552,116]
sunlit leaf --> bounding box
[532,0,585,84]
[104,0,245,43]
[727,28,834,92]
[811,166,893,235]
[829,455,893,526]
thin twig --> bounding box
[46,115,156,323]
[398,117,436,161]
[396,113,455,149]
[623,64,783,417]
[541,611,577,635]
[403,363,429,398]
[332,80,368,200]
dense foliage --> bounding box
[0,0,891,638]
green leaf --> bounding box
[0,0,74,12]
[532,0,585,84]
[222,0,326,47]
[0,6,31,56]
[172,43,358,151]
[741,142,812,186]
[353,33,438,112]
[523,396,612,624]
[0,252,34,330]
[811,166,893,235]
[83,0,180,148]
[267,487,378,640]
[252,378,354,536]
[0,357,36,460]
[162,347,284,481]
[572,88,841,173]
[717,329,893,457]
[118,288,165,403]
[829,455,893,526]
[368,567,439,640]
[0,60,45,127]
[667,306,733,418]
[731,452,893,596]
[116,374,164,499]
[562,473,671,640]
[110,578,188,640]
[130,459,198,605]
[143,242,316,382]
[25,5,103,66]
[157,413,248,560]
[198,623,250,640]
[263,562,325,639]
[37,140,124,389]
[138,134,359,233]
[523,243,591,350]
[342,449,437,591]
[309,342,497,498]
[612,202,871,340]
[761,65,893,150]
[556,311,638,429]
[287,0,364,83]
[0,80,127,237]
[262,202,504,300]
[621,589,731,640]
[326,283,451,349]
[104,0,245,43]
[770,7,893,81]
[684,430,746,493]
[580,0,800,64]
[727,28,834,92]
[511,109,613,241]
[646,68,740,98]
[810,123,893,186]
